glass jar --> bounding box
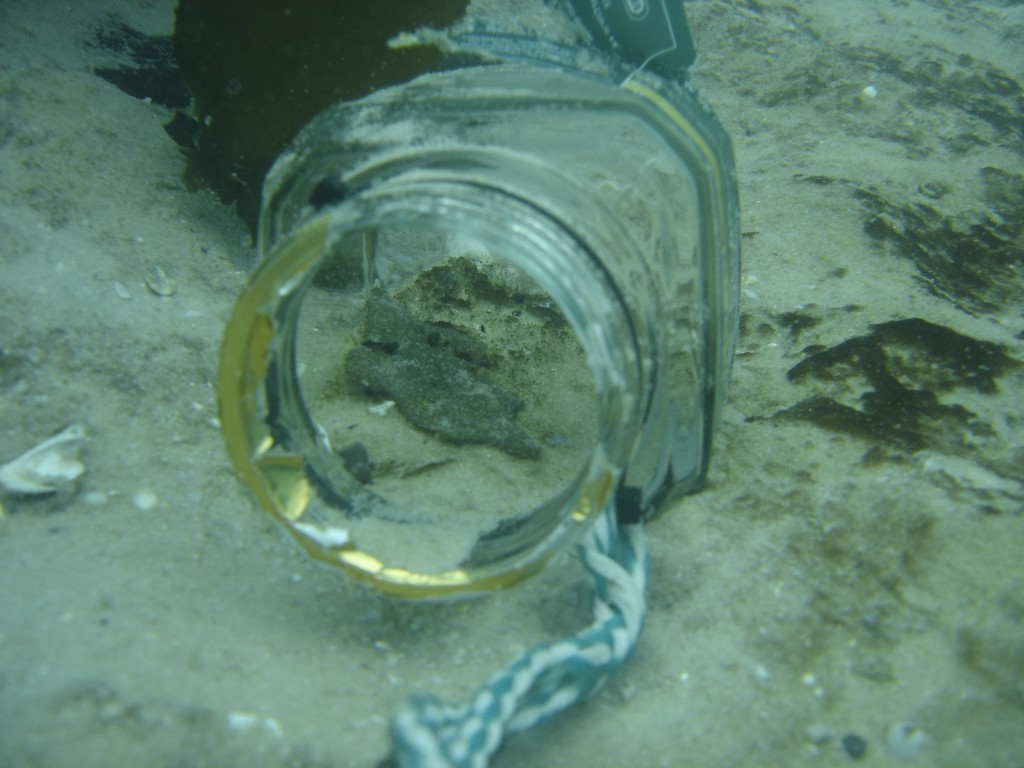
[218,60,739,597]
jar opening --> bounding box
[221,176,639,595]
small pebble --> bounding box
[83,491,109,507]
[887,722,927,760]
[841,733,867,760]
[338,441,373,484]
[132,491,158,511]
[805,723,834,745]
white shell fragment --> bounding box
[368,400,396,416]
[0,425,86,495]
[292,521,351,550]
[227,711,284,739]
[144,264,176,297]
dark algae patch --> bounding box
[778,318,1018,453]
[855,171,1024,315]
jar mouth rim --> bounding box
[219,177,642,597]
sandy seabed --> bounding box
[1,1,1022,766]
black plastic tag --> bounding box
[566,0,696,76]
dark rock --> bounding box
[346,292,541,459]
[841,733,867,759]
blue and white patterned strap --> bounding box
[390,506,649,768]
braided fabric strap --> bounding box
[391,506,649,768]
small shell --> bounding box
[144,264,176,297]
[887,722,928,760]
[292,521,350,550]
[0,425,86,495]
